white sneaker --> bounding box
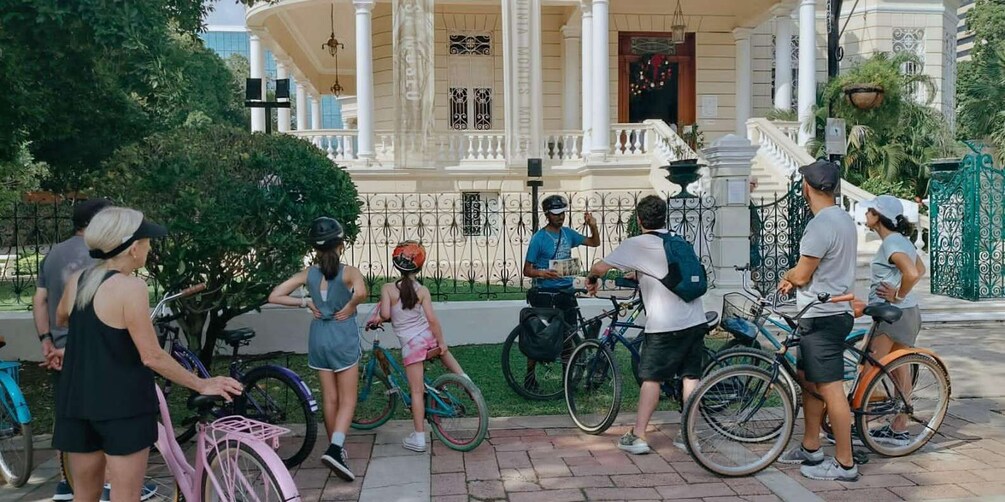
[403,432,427,452]
[800,457,860,481]
[617,431,650,455]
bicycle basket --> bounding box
[719,292,763,343]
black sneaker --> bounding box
[824,426,864,447]
[321,444,355,481]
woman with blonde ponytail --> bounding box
[51,207,243,502]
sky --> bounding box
[205,0,247,28]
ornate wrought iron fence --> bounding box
[346,191,716,301]
[2,191,718,307]
[930,146,1005,300]
[0,199,78,308]
[749,181,810,295]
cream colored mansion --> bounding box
[245,0,957,199]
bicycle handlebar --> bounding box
[179,283,206,298]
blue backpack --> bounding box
[645,231,708,302]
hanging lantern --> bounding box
[670,0,687,44]
[321,3,346,96]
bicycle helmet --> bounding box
[541,195,568,214]
[308,217,344,250]
[392,240,426,273]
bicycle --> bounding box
[63,285,301,501]
[707,265,868,388]
[681,291,951,477]
[351,319,489,452]
[500,288,593,401]
[153,286,319,468]
[0,338,32,487]
[562,278,722,435]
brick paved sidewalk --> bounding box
[5,399,1005,501]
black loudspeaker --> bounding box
[275,78,290,100]
[527,158,542,177]
[246,78,262,101]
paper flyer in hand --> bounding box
[549,258,582,277]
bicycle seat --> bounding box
[188,394,225,413]
[863,303,903,324]
[704,311,719,328]
[220,327,256,346]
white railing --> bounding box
[748,117,930,251]
[543,131,585,161]
[289,129,508,166]
[644,119,701,164]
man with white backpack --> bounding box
[586,194,708,455]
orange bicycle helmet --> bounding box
[392,241,426,273]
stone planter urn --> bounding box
[842,84,885,110]
[661,159,703,198]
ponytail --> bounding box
[316,245,342,280]
[398,274,419,310]
[879,214,914,237]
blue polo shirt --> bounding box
[525,227,586,289]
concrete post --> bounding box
[705,134,758,289]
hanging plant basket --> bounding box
[842,84,885,110]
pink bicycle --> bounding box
[151,386,301,501]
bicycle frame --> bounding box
[0,362,30,425]
[360,338,460,418]
[153,386,298,501]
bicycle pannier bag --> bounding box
[645,231,708,302]
[518,307,568,362]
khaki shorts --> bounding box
[874,305,921,347]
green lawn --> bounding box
[22,335,740,434]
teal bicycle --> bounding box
[350,320,488,452]
[0,339,33,487]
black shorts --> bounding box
[638,324,707,382]
[797,313,854,383]
[53,413,158,456]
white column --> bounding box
[773,7,794,111]
[276,62,290,133]
[590,0,610,156]
[797,0,817,146]
[561,24,582,130]
[580,0,593,151]
[733,28,753,137]
[354,0,375,159]
[501,0,544,161]
[249,34,266,133]
[310,94,322,130]
[295,82,307,130]
[706,134,758,289]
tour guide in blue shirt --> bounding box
[523,195,600,321]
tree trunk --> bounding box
[199,312,231,365]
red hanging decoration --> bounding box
[629,54,673,98]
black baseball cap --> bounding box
[798,159,841,192]
[72,198,113,230]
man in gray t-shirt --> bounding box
[776,160,861,482]
[32,197,110,501]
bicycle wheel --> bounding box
[427,374,489,452]
[703,347,799,412]
[202,439,299,501]
[564,340,622,435]
[682,364,795,477]
[236,366,318,468]
[856,353,950,457]
[0,382,31,487]
[501,326,575,400]
[352,356,398,430]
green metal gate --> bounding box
[930,146,1005,300]
[749,181,812,295]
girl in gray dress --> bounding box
[269,217,367,481]
[861,195,927,446]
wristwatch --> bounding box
[38,332,52,342]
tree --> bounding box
[0,143,48,211]
[94,126,361,363]
[0,1,246,191]
[957,0,1005,160]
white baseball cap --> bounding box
[860,194,904,222]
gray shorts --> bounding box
[874,305,921,347]
[796,313,854,384]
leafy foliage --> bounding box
[94,127,361,362]
[806,53,955,197]
[0,143,48,211]
[957,0,1005,161]
[0,1,245,191]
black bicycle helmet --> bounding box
[308,217,344,250]
[542,195,568,213]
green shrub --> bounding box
[93,126,361,363]
[15,252,44,275]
